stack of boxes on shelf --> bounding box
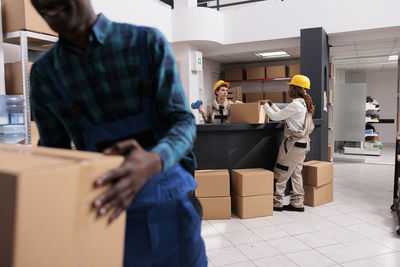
[194,170,231,220]
[2,0,58,145]
[227,87,243,102]
[225,64,300,123]
[302,161,334,207]
[231,169,274,219]
[0,144,126,267]
[194,168,274,220]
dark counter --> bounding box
[193,120,322,171]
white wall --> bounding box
[91,0,172,40]
[202,59,222,112]
[366,71,397,144]
[171,0,400,44]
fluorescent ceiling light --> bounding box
[255,51,290,58]
[388,55,398,61]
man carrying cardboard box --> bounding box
[29,0,206,266]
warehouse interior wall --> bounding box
[202,58,222,112]
[91,0,172,40]
[366,70,397,144]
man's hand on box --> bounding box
[93,139,162,223]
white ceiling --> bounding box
[194,26,400,72]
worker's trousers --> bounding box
[274,137,310,208]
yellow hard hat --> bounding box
[288,75,311,90]
[214,80,230,95]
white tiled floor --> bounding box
[203,161,400,266]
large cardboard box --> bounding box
[302,161,334,187]
[225,68,243,81]
[195,169,230,197]
[5,62,33,95]
[304,183,333,207]
[246,67,265,80]
[245,92,264,103]
[266,65,287,78]
[231,193,273,219]
[0,144,125,267]
[231,169,274,196]
[230,103,268,124]
[2,0,57,36]
[289,64,300,77]
[264,91,285,103]
[198,197,231,220]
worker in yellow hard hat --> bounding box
[260,74,315,212]
[198,80,242,124]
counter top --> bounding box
[196,119,322,131]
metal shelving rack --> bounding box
[1,30,57,145]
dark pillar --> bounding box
[301,27,329,161]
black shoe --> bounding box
[283,204,305,212]
[273,206,283,212]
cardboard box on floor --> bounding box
[225,68,243,81]
[231,169,274,196]
[5,62,33,95]
[2,0,57,36]
[266,65,287,78]
[230,103,269,124]
[246,67,265,80]
[231,193,273,219]
[0,144,125,267]
[245,92,264,103]
[289,64,300,77]
[302,160,333,187]
[264,91,285,103]
[198,197,231,220]
[195,170,230,197]
[304,183,333,207]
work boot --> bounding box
[273,206,283,212]
[283,204,304,212]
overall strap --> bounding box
[137,26,163,140]
[41,54,93,128]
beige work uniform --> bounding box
[204,99,232,124]
[273,105,314,208]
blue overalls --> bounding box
[41,27,207,267]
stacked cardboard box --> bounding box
[225,68,243,81]
[245,92,264,103]
[195,170,231,220]
[2,0,57,36]
[0,144,125,267]
[289,64,300,77]
[228,87,243,102]
[5,62,33,95]
[266,65,288,78]
[230,103,269,124]
[302,161,334,207]
[231,169,274,218]
[246,67,265,80]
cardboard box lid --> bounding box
[195,169,230,197]
[302,160,333,187]
[231,168,274,196]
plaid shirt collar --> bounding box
[53,13,113,70]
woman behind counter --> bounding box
[260,75,315,212]
[199,80,242,124]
